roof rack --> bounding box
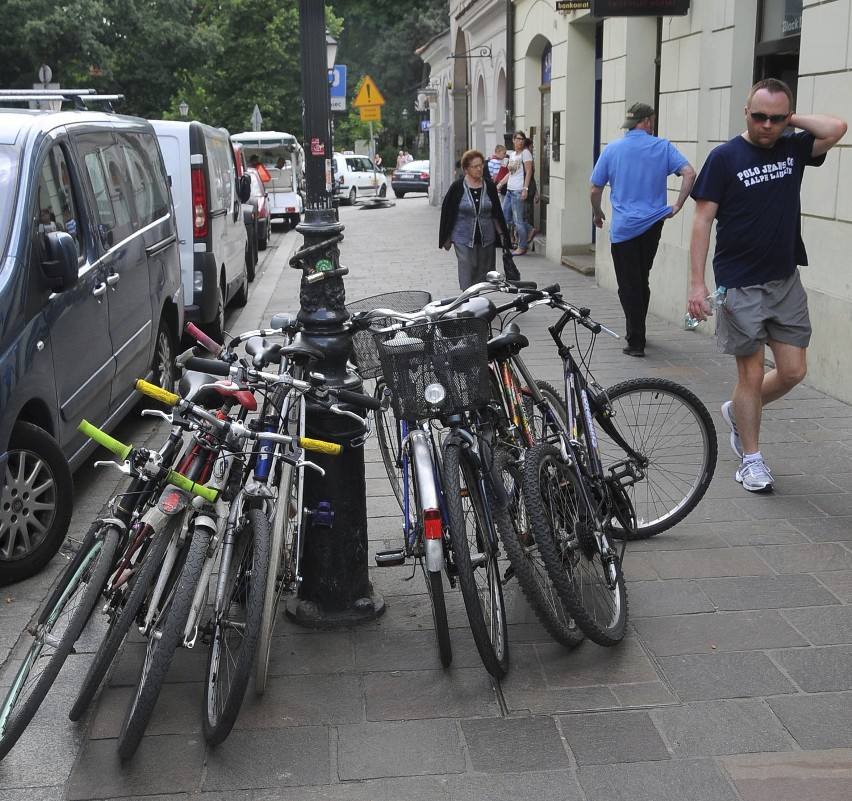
[0,88,125,112]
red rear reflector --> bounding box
[424,508,442,540]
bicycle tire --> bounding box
[117,525,211,759]
[0,525,119,761]
[593,378,717,538]
[374,379,404,510]
[522,443,628,647]
[69,514,183,722]
[422,565,452,667]
[443,441,509,678]
[255,458,297,696]
[493,447,583,648]
[407,430,452,667]
[203,508,269,744]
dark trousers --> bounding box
[610,219,664,351]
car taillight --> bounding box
[191,166,208,239]
[420,173,429,180]
[423,508,442,540]
[338,175,344,185]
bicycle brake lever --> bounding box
[93,459,133,475]
[329,405,364,423]
[141,409,174,423]
[298,458,326,477]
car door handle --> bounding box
[106,272,120,287]
[93,283,107,298]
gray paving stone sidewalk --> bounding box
[1,196,851,800]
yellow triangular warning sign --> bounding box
[353,75,386,108]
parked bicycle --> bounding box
[0,419,214,762]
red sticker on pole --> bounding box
[311,138,325,156]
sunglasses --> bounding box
[749,111,790,124]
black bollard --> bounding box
[287,0,384,627]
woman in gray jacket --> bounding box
[440,149,511,289]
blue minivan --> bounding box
[0,103,184,584]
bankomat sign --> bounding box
[592,0,690,15]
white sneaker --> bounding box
[721,401,743,458]
[735,459,774,492]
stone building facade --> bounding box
[421,0,852,403]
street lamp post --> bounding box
[290,0,383,627]
[179,100,188,118]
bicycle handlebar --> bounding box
[77,419,219,502]
[184,323,223,357]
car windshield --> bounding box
[0,144,19,258]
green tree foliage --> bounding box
[331,0,448,159]
[0,0,448,151]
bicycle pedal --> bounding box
[502,565,515,583]
[375,549,407,567]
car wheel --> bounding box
[232,268,249,308]
[258,220,268,252]
[246,227,257,281]
[378,184,387,198]
[290,214,300,228]
[1,422,73,585]
[394,190,405,199]
[151,318,178,394]
[205,283,226,344]
[348,187,357,206]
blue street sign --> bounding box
[330,65,347,112]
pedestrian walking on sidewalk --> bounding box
[439,149,511,290]
[497,131,534,257]
[688,78,847,493]
[590,102,696,358]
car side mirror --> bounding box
[41,231,79,292]
[238,174,251,203]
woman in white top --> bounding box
[497,131,533,255]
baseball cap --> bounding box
[622,102,655,129]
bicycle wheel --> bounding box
[0,524,119,761]
[256,458,297,695]
[442,441,509,678]
[421,564,452,667]
[407,430,452,667]
[374,379,404,510]
[522,443,627,647]
[524,380,568,445]
[69,513,183,722]
[592,378,717,538]
[203,508,269,744]
[493,447,583,648]
[117,525,211,759]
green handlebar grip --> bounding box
[78,419,132,461]
[166,470,219,503]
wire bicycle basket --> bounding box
[374,317,491,420]
[345,290,433,380]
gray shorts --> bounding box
[716,270,811,356]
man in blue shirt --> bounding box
[591,102,696,357]
[689,78,846,493]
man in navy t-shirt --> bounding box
[689,78,846,493]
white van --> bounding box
[332,152,388,205]
[151,120,250,341]
[230,131,304,228]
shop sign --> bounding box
[592,0,690,16]
[556,1,590,10]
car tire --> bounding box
[246,227,257,281]
[1,422,73,585]
[232,268,249,308]
[378,184,387,198]
[348,187,357,205]
[394,190,405,199]
[258,220,268,252]
[290,214,300,228]
[151,318,178,394]
[205,283,226,344]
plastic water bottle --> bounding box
[684,286,726,330]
